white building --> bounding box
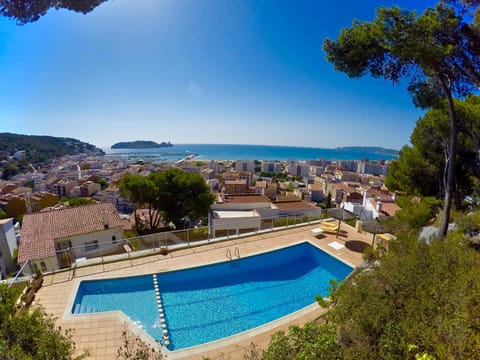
[235,160,255,173]
[0,218,18,279]
[18,203,125,274]
[261,161,283,173]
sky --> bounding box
[0,0,439,150]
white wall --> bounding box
[59,226,124,259]
[211,201,271,211]
[0,219,17,279]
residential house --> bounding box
[79,181,101,197]
[271,200,321,219]
[308,183,324,202]
[209,194,272,237]
[200,168,215,181]
[52,179,78,198]
[224,179,248,194]
[1,183,18,195]
[334,169,360,182]
[18,203,125,274]
[209,194,321,237]
[342,187,399,220]
[219,171,253,187]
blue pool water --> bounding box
[73,242,352,350]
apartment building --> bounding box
[235,160,255,173]
[261,161,282,173]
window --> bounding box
[112,235,117,244]
[84,240,99,252]
[40,261,47,272]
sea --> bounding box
[104,144,398,162]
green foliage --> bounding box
[324,3,480,237]
[0,0,108,25]
[260,171,288,179]
[1,163,19,180]
[0,132,103,165]
[0,284,88,359]
[454,211,480,235]
[324,233,480,359]
[0,209,7,220]
[386,146,438,196]
[116,327,163,360]
[0,133,103,179]
[325,192,332,209]
[24,180,34,189]
[111,140,172,149]
[120,169,215,233]
[68,197,96,206]
[262,322,340,360]
[96,178,108,189]
[386,96,480,207]
[393,196,441,233]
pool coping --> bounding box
[62,239,355,357]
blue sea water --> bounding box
[72,242,352,351]
[104,143,397,161]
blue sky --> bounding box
[0,0,437,150]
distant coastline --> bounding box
[111,140,172,149]
[104,144,398,162]
[334,146,398,156]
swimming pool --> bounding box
[72,242,353,350]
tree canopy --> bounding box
[0,284,88,359]
[0,0,108,24]
[386,95,480,206]
[120,169,215,234]
[324,3,480,237]
[262,229,480,359]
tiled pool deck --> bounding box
[34,223,371,359]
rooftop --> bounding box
[220,194,271,204]
[273,200,319,211]
[18,203,123,263]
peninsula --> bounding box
[111,140,173,149]
[334,146,398,156]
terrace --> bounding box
[32,222,372,359]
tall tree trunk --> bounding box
[439,80,457,239]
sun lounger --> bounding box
[319,221,339,233]
[376,233,396,249]
[311,228,324,237]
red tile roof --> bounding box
[18,203,123,263]
[379,202,400,217]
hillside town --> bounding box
[0,151,398,279]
